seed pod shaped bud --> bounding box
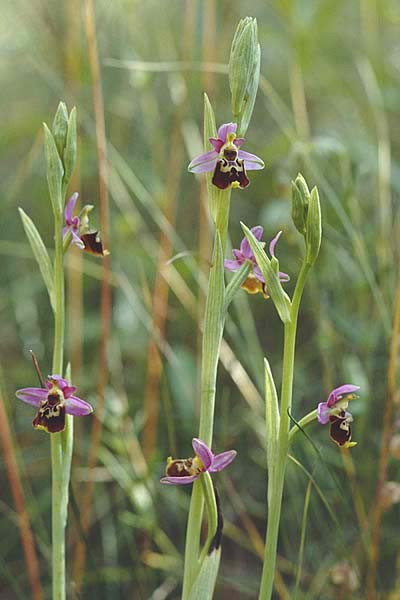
[229,17,260,136]
[44,123,64,215]
[52,102,69,158]
[305,186,322,266]
[291,173,310,235]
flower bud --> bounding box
[52,101,69,157]
[291,173,310,235]
[305,186,322,266]
[229,17,260,136]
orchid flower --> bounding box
[188,122,264,190]
[16,375,93,433]
[224,226,290,298]
[317,384,360,447]
[62,193,109,256]
[63,193,85,249]
[160,438,237,485]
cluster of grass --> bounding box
[0,1,399,598]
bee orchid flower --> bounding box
[160,438,237,485]
[317,384,360,448]
[16,375,93,433]
[188,122,264,190]
[224,226,289,298]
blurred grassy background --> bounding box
[1,0,400,598]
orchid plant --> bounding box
[160,16,360,600]
[18,103,106,600]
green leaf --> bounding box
[43,123,64,215]
[63,107,77,190]
[188,548,221,600]
[18,208,55,311]
[241,222,291,323]
[264,358,280,484]
[223,260,251,316]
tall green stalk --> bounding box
[51,205,67,600]
[258,262,310,599]
[182,191,231,599]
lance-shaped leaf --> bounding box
[52,101,69,157]
[264,357,280,480]
[63,107,77,191]
[241,222,291,323]
[201,232,225,398]
[188,548,221,600]
[43,123,64,215]
[223,260,251,317]
[19,208,55,311]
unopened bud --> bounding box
[63,107,77,188]
[52,102,69,158]
[305,186,322,265]
[291,173,310,235]
[229,17,260,136]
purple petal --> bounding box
[237,150,264,170]
[279,271,290,283]
[64,395,93,416]
[327,385,360,408]
[71,230,85,249]
[269,231,282,259]
[317,402,330,425]
[253,266,265,283]
[188,150,218,173]
[217,123,237,142]
[240,226,263,258]
[234,137,245,148]
[62,225,70,239]
[192,438,213,470]
[209,450,237,473]
[16,387,48,407]
[209,138,224,152]
[47,375,69,389]
[160,474,198,485]
[64,193,79,225]
[224,259,241,272]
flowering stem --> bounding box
[258,261,310,600]
[288,409,318,444]
[198,472,218,564]
[182,189,231,598]
[51,208,67,600]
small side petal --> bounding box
[188,150,218,173]
[224,259,241,272]
[209,450,237,472]
[209,138,223,152]
[192,438,213,470]
[237,150,265,170]
[317,402,330,424]
[160,475,198,485]
[71,231,85,249]
[253,266,265,283]
[65,395,93,416]
[279,271,290,283]
[269,231,282,259]
[64,192,79,224]
[217,122,237,142]
[16,387,48,407]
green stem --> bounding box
[288,409,318,444]
[51,210,67,600]
[258,262,310,600]
[198,473,218,565]
[182,189,231,599]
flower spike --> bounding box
[224,226,289,298]
[16,375,93,433]
[160,438,236,486]
[188,122,264,190]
